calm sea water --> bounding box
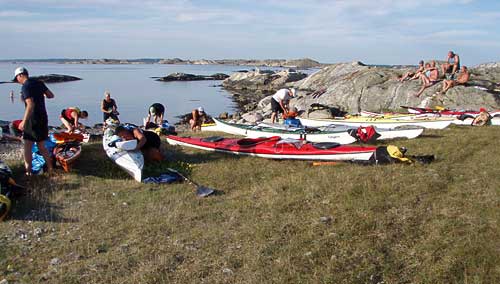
[0,62,250,126]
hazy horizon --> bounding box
[1,0,499,66]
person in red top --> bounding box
[60,107,88,133]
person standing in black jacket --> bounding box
[13,67,55,175]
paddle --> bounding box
[167,168,215,197]
[0,81,15,85]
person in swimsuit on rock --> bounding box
[441,51,460,79]
[438,66,470,95]
[399,60,424,82]
[415,61,439,97]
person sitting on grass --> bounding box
[60,107,88,133]
[146,103,165,125]
[114,126,164,162]
[399,60,424,82]
[414,61,440,97]
[437,66,470,95]
[189,107,208,132]
[441,51,460,79]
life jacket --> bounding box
[348,126,380,143]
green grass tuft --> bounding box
[0,126,499,283]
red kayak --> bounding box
[53,142,82,172]
[53,132,90,144]
[166,135,377,161]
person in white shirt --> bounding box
[270,88,296,123]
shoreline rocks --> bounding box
[32,74,82,83]
[228,60,500,123]
[221,69,308,113]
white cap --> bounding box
[104,90,111,96]
[197,107,204,113]
[289,88,296,97]
[13,67,28,82]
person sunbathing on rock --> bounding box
[399,60,424,82]
[414,61,439,97]
[437,66,470,95]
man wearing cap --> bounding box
[13,67,55,175]
[190,107,208,131]
[146,103,165,125]
[270,88,296,123]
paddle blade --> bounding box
[196,186,215,197]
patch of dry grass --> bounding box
[1,125,499,283]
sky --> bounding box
[0,0,499,65]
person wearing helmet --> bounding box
[270,88,296,123]
[190,107,208,131]
[12,67,55,175]
[146,103,165,125]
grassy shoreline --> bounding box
[1,126,499,283]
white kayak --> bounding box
[102,128,144,182]
[450,117,500,126]
[258,122,424,140]
[213,118,423,142]
[213,118,357,144]
[300,117,453,130]
[360,110,500,126]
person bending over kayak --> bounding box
[270,88,296,123]
[60,107,88,133]
[101,91,120,125]
[114,126,164,162]
[146,103,165,125]
[189,107,208,132]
